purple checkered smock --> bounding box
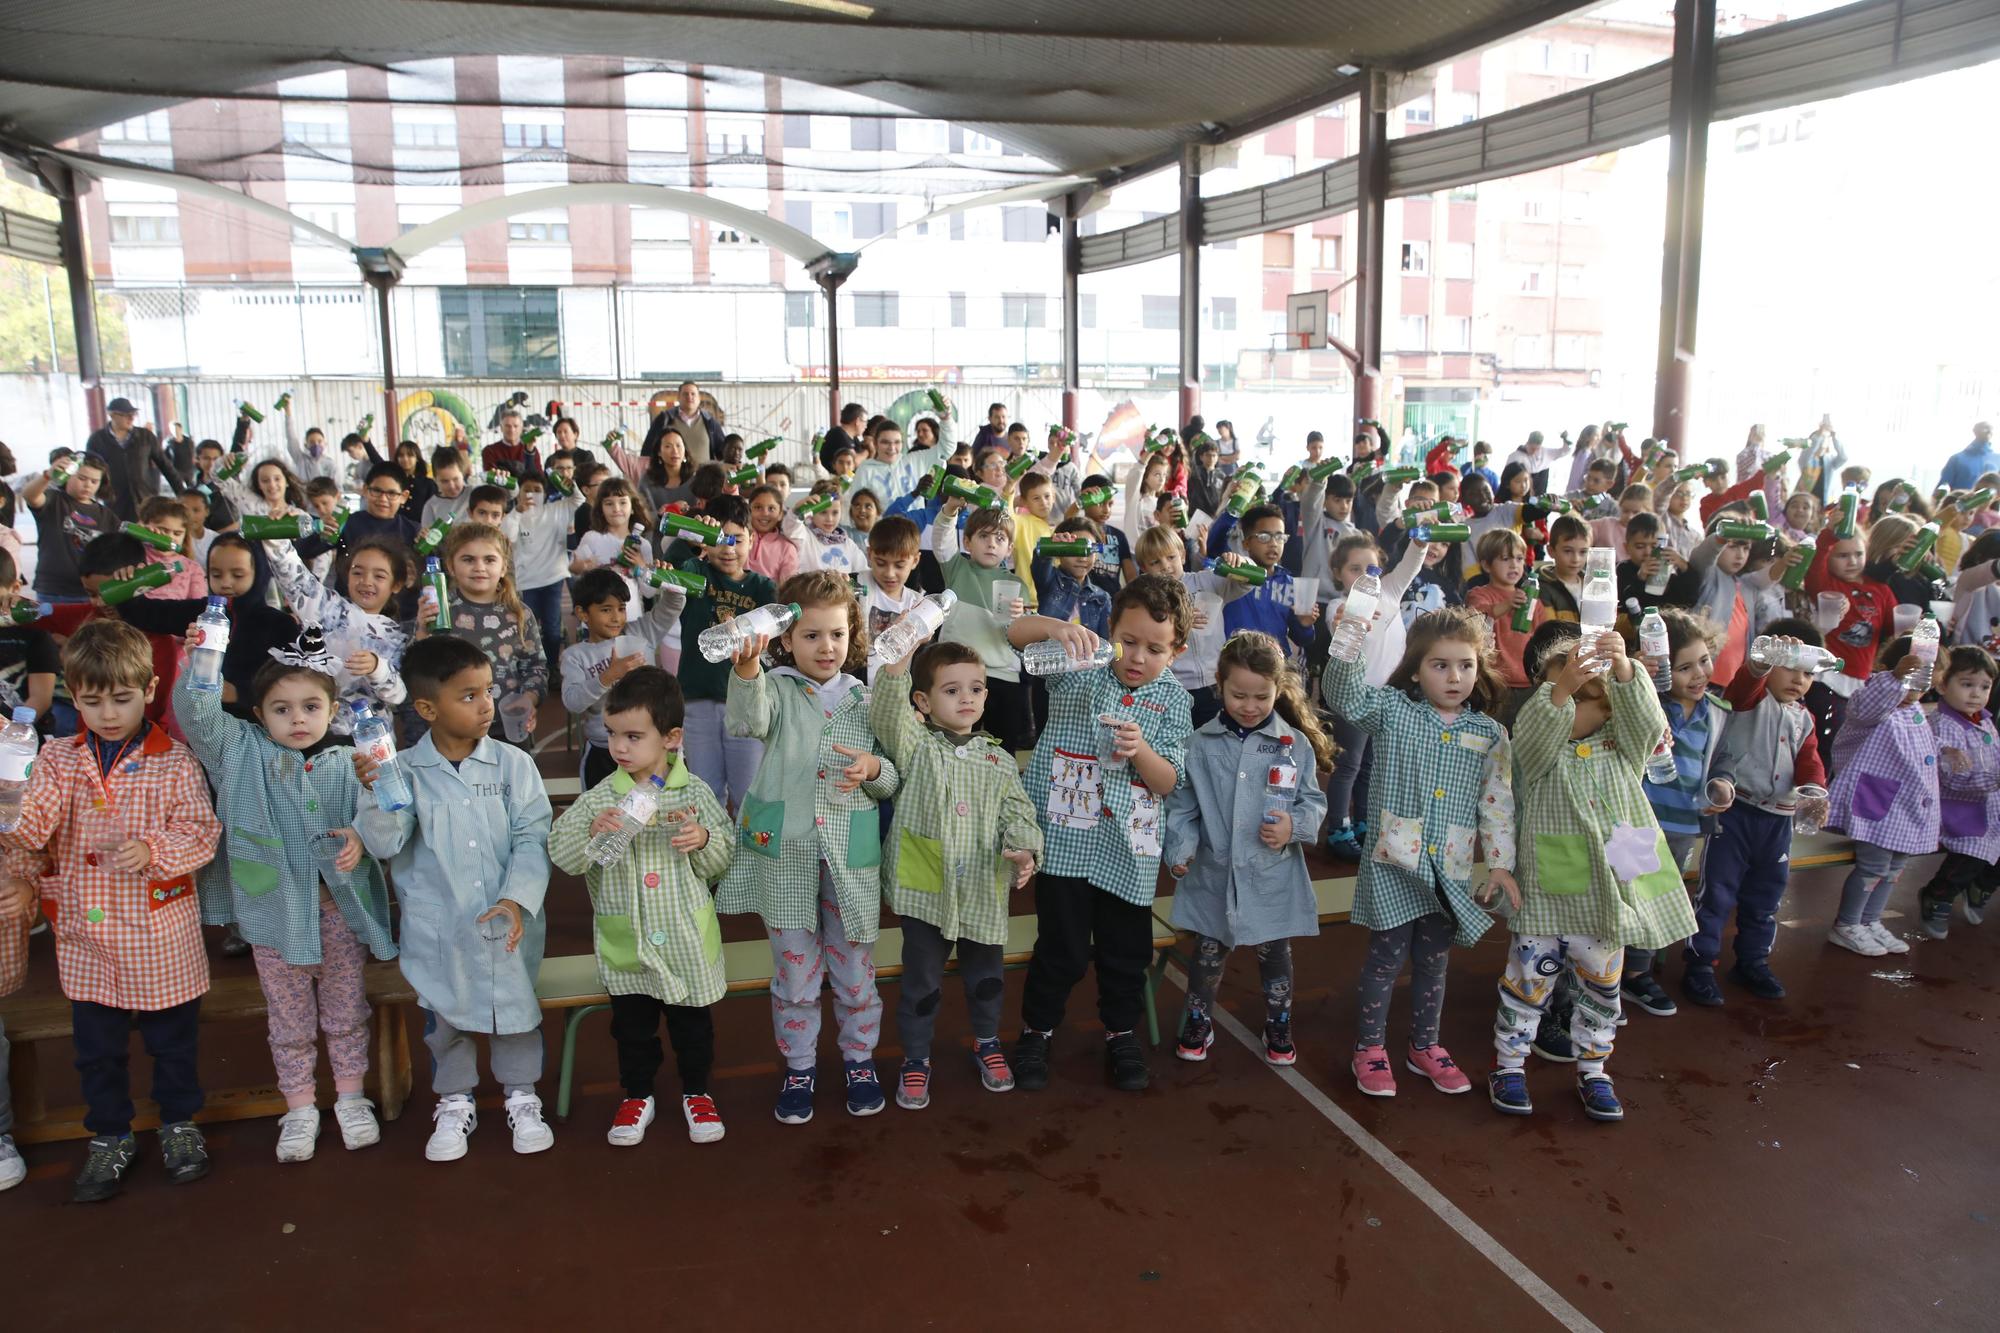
[1827,671,1940,856]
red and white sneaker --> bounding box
[1352,1045,1397,1097]
[607,1096,655,1147]
[682,1093,726,1144]
[1406,1043,1472,1094]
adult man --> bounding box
[818,401,868,473]
[654,379,725,463]
[480,405,544,479]
[972,401,1008,453]
[1941,421,1995,491]
[1503,429,1573,492]
[86,396,183,522]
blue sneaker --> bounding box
[1727,960,1787,1000]
[1487,1068,1532,1116]
[774,1068,816,1124]
[1681,963,1725,1008]
[844,1059,886,1117]
[1324,822,1363,861]
[1577,1073,1624,1122]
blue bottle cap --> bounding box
[11,705,35,724]
[207,595,228,610]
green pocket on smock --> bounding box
[697,901,722,965]
[896,829,945,894]
[846,807,882,870]
[738,795,784,860]
[594,914,644,972]
[1535,834,1593,895]
[230,829,284,898]
[1627,832,1685,901]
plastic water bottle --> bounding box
[870,591,957,666]
[1578,547,1618,674]
[1021,639,1117,676]
[586,775,666,867]
[698,602,801,664]
[1909,612,1941,694]
[351,702,413,813]
[1644,723,1679,786]
[188,596,231,692]
[1262,740,1295,829]
[0,706,40,832]
[1638,605,1672,693]
[1328,565,1381,663]
[1645,534,1672,596]
[1749,636,1842,674]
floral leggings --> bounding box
[250,899,371,1107]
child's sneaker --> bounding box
[1621,972,1678,1017]
[1104,1031,1150,1092]
[1405,1044,1471,1094]
[1351,1044,1397,1097]
[973,1040,1015,1092]
[333,1095,380,1150]
[275,1106,320,1163]
[607,1096,655,1147]
[1681,963,1725,1008]
[1727,960,1787,1000]
[1827,922,1887,956]
[1324,822,1363,861]
[72,1133,136,1203]
[1487,1069,1532,1116]
[0,1134,22,1192]
[1965,891,1988,926]
[844,1060,886,1116]
[1175,1011,1215,1062]
[681,1093,726,1144]
[159,1121,210,1184]
[1919,897,1951,941]
[896,1059,932,1111]
[504,1092,554,1153]
[774,1068,817,1124]
[1012,1031,1052,1091]
[426,1095,476,1161]
[1530,1026,1576,1063]
[1577,1073,1624,1122]
[1263,1016,1297,1066]
[1865,921,1910,955]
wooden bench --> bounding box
[0,961,417,1146]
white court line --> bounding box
[1164,964,1604,1333]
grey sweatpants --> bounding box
[895,917,1005,1062]
[1837,841,1912,926]
[423,1009,543,1099]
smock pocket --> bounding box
[593,914,644,973]
[1626,832,1685,901]
[696,901,722,965]
[1853,774,1901,824]
[230,829,284,899]
[1370,813,1425,873]
[738,794,784,860]
[1940,797,1984,841]
[846,807,882,870]
[1535,834,1593,895]
[1442,825,1477,882]
[896,829,945,894]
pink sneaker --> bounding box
[1351,1045,1397,1097]
[1406,1044,1472,1094]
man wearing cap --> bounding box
[85,397,184,522]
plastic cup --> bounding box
[1791,783,1829,836]
[991,580,1022,618]
[1705,778,1734,810]
[1815,591,1848,632]
[1892,604,1922,637]
[499,692,536,743]
[311,831,348,881]
[1291,576,1319,610]
[1097,712,1125,769]
[1931,600,1956,633]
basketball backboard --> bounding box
[1285,289,1331,350]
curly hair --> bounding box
[1385,607,1508,715]
[771,570,869,675]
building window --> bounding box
[850,119,890,152]
[1513,335,1545,367]
[785,292,816,328]
[1570,46,1595,76]
[1442,316,1471,352]
[1403,95,1433,126]
[949,293,967,328]
[502,121,564,150]
[109,213,181,244]
[853,292,899,327]
[100,112,171,143]
[626,114,687,154]
[1001,206,1045,242]
[1443,242,1474,280]
[439,287,561,378]
[783,115,811,149]
[1527,41,1553,72]
[1555,333,1589,366]
[1264,232,1295,268]
[705,116,764,157]
[1400,241,1429,275]
[1141,295,1179,330]
[852,201,896,240]
[293,204,357,243]
[1518,267,1548,295]
[1562,192,1590,224]
[1448,92,1480,125]
[1399,315,1428,350]
[1003,293,1046,328]
[393,120,457,149]
[508,220,571,243]
[961,130,1007,156]
[898,120,950,154]
[1315,236,1342,270]
[1211,297,1237,331]
[1521,197,1548,223]
[1081,293,1097,329]
[283,118,349,147]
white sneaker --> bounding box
[1867,920,1911,955]
[607,1096,655,1147]
[1827,922,1887,957]
[425,1095,477,1162]
[1965,899,1986,926]
[682,1093,726,1145]
[275,1106,320,1163]
[333,1096,380,1150]
[0,1134,25,1191]
[504,1091,555,1154]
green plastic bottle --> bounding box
[1213,559,1267,586]
[239,513,317,541]
[1896,522,1942,572]
[647,567,708,594]
[727,466,759,487]
[1513,571,1540,634]
[415,514,454,555]
[121,522,181,552]
[660,512,722,545]
[1036,538,1090,558]
[795,495,835,517]
[100,563,178,606]
[1716,521,1774,542]
[422,556,450,631]
[237,401,265,424]
[483,470,519,491]
[746,437,780,461]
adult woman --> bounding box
[613,424,693,511]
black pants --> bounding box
[984,676,1037,754]
[73,996,203,1138]
[1920,851,1999,910]
[608,993,714,1098]
[1021,875,1154,1034]
[581,741,619,791]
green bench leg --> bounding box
[556,1003,611,1122]
[1143,963,1159,1047]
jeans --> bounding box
[683,699,763,813]
[73,997,204,1138]
[521,581,567,681]
[1020,875,1154,1035]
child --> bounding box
[715,571,898,1122]
[463,484,509,531]
[1319,531,1429,857]
[1464,527,1548,703]
[175,628,395,1161]
[417,449,469,531]
[849,420,929,519]
[1824,635,1939,957]
[870,640,1042,1108]
[0,872,25,1190]
[1034,516,1111,636]
[1324,609,1517,1096]
[263,535,409,729]
[570,476,656,623]
[1682,628,1826,1005]
[855,515,925,640]
[932,500,1034,753]
[1593,482,1651,553]
[549,667,736,1147]
[134,496,207,599]
[1614,511,1671,613]
[0,620,221,1201]
[1209,502,1320,651]
[355,634,555,1161]
[1656,478,1701,558]
[845,487,881,548]
[1804,512,1898,709]
[1008,576,1193,1093]
[1165,631,1334,1066]
[1918,645,2000,938]
[1536,513,1592,621]
[1668,515,1763,687]
[511,472,583,677]
[674,496,774,810]
[1298,470,1358,603]
[790,479,867,575]
[1011,472,1058,584]
[1489,621,1693,1121]
[0,547,58,723]
[23,452,115,605]
[430,522,548,742]
[744,484,801,585]
[1074,476,1133,595]
[1134,525,1247,731]
[561,567,687,788]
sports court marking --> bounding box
[1163,964,1604,1333]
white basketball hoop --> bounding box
[1284,289,1332,350]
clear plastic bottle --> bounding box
[586,774,667,867]
[1328,565,1381,663]
[1638,605,1672,693]
[1909,612,1941,694]
[1644,723,1679,786]
[0,706,40,832]
[1578,547,1619,674]
[188,596,231,692]
[869,591,958,666]
[1020,639,1117,676]
[1748,636,1842,674]
[1262,740,1295,828]
[698,602,801,664]
[351,702,413,813]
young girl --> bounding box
[743,484,801,585]
[1164,632,1333,1065]
[1319,530,1427,859]
[174,629,394,1162]
[844,487,881,548]
[1324,609,1516,1097]
[429,522,547,741]
[789,479,867,575]
[1805,510,1898,719]
[245,458,308,520]
[1861,513,1936,611]
[932,501,1034,753]
[1634,607,1724,1016]
[1825,634,1939,957]
[135,496,209,600]
[1122,453,1171,534]
[263,534,409,730]
[714,571,897,1123]
[1656,478,1701,558]
[570,476,656,622]
[1463,527,1548,712]
[1918,645,2000,939]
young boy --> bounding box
[513,471,584,678]
[0,619,222,1201]
[789,479,867,575]
[933,500,1034,753]
[561,567,688,788]
[1491,620,1692,1122]
[673,495,774,810]
[855,514,925,640]
[355,635,556,1162]
[23,453,115,605]
[419,451,470,531]
[1135,524,1246,730]
[1206,502,1320,650]
[464,483,511,530]
[1297,469,1358,605]
[763,461,794,494]
[848,420,929,519]
[1033,516,1112,636]
[548,667,735,1147]
[871,640,1042,1109]
[1615,511,1669,613]
[1076,475,1133,596]
[1011,472,1058,599]
[1536,513,1592,621]
[1464,440,1498,493]
[1007,576,1193,1093]
[1918,645,2000,939]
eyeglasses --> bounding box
[1244,531,1285,545]
[366,486,405,498]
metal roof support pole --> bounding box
[1653,0,1717,442]
[807,253,859,427]
[356,248,405,445]
[40,162,105,430]
[1352,71,1389,435]
[1060,208,1080,431]
[1177,142,1202,426]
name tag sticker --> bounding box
[1458,733,1494,754]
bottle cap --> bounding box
[11,705,35,724]
[648,774,666,788]
[349,699,368,714]
[207,595,227,610]
[1366,565,1381,576]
